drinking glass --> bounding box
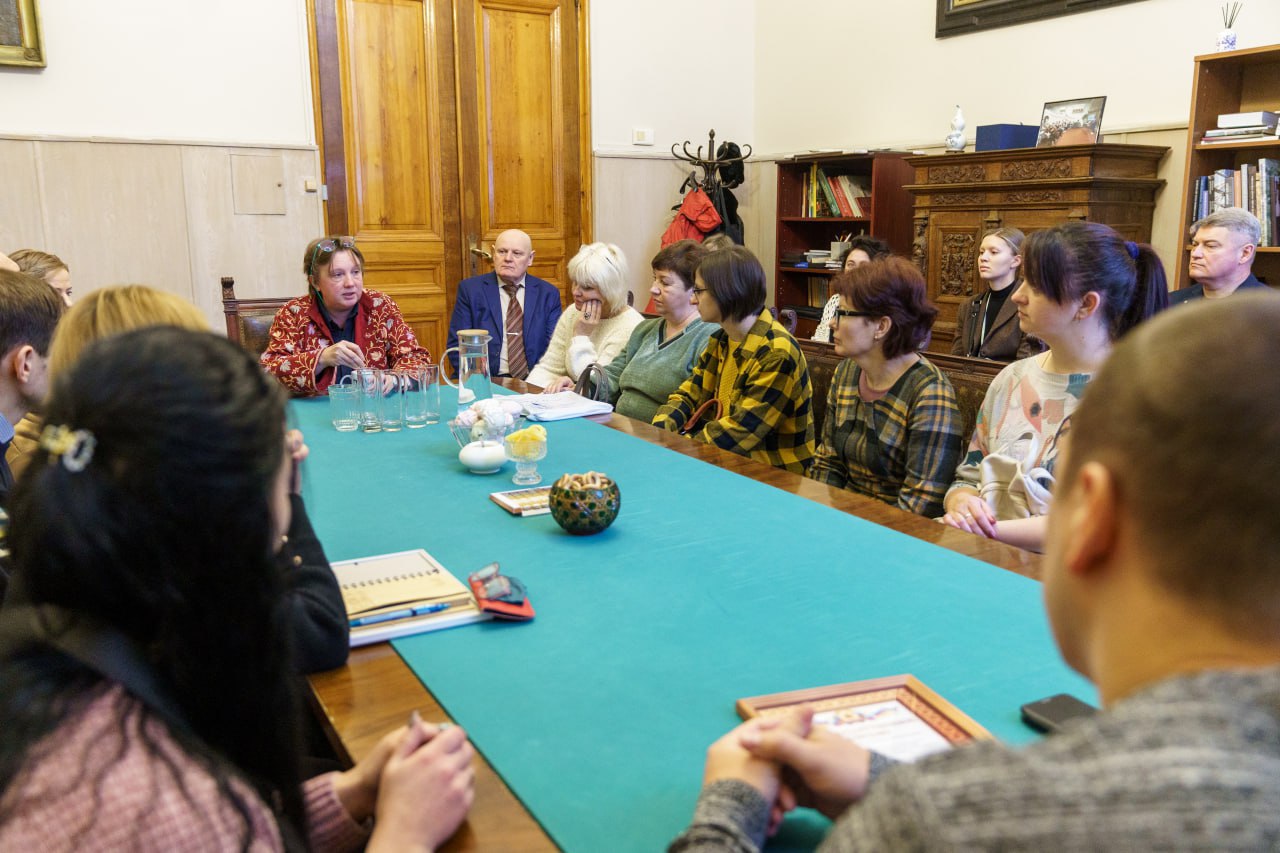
[379,373,406,432]
[404,365,441,428]
[328,379,361,432]
[353,367,383,433]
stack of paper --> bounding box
[509,391,613,421]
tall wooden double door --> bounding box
[309,0,590,360]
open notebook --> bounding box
[333,549,489,647]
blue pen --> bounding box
[350,602,450,628]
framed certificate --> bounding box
[737,674,992,763]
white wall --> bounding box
[0,0,315,145]
[590,0,755,154]
[753,0,1280,154]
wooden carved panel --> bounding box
[933,192,985,206]
[912,215,928,274]
[1001,159,1073,181]
[939,233,976,297]
[471,0,563,234]
[1005,190,1064,203]
[343,0,445,237]
[927,164,986,184]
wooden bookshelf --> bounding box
[773,153,914,337]
[1178,43,1280,292]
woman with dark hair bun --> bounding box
[941,221,1168,549]
[809,257,964,517]
[0,327,474,850]
[654,246,815,474]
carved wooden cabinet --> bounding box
[905,144,1167,352]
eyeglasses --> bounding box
[834,309,877,322]
[309,236,357,275]
[691,287,708,295]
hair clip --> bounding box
[38,424,96,473]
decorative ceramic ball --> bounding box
[549,472,620,535]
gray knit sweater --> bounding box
[599,317,713,423]
[671,667,1280,851]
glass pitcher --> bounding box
[440,329,493,411]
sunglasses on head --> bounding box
[309,236,357,275]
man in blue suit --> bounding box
[447,229,562,378]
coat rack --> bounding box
[671,129,752,192]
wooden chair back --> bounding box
[797,340,1003,444]
[221,276,292,360]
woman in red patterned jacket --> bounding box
[261,236,433,395]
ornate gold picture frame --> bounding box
[0,0,44,68]
[936,0,1146,38]
[737,675,991,762]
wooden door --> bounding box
[452,0,584,305]
[309,0,588,361]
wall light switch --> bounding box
[632,127,654,146]
[304,178,319,192]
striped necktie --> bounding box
[503,283,528,379]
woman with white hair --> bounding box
[526,242,643,388]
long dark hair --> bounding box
[0,328,303,848]
[1021,221,1168,341]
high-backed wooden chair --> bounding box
[774,307,798,335]
[921,352,1004,444]
[221,276,292,360]
[797,340,1002,443]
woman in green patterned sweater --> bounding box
[809,256,964,516]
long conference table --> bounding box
[299,381,1090,852]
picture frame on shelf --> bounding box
[736,674,991,763]
[0,0,44,68]
[1036,96,1107,147]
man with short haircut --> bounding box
[0,270,62,504]
[447,229,562,379]
[1172,207,1268,304]
[672,292,1280,851]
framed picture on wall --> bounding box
[936,0,1146,38]
[1036,97,1108,147]
[0,0,43,68]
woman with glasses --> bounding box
[653,246,816,474]
[526,242,643,389]
[0,328,474,849]
[811,234,890,343]
[809,257,964,517]
[261,236,433,396]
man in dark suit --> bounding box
[447,229,562,378]
[0,270,62,506]
[1172,208,1268,305]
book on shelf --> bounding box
[1192,158,1280,247]
[827,175,855,216]
[334,549,488,647]
[1203,125,1277,139]
[815,168,843,218]
[1218,110,1278,128]
[836,174,872,216]
[807,275,831,308]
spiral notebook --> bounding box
[332,548,489,647]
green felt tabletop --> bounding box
[292,392,1092,853]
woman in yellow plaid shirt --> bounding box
[653,247,815,474]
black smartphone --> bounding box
[1020,693,1097,734]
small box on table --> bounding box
[975,124,1039,151]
